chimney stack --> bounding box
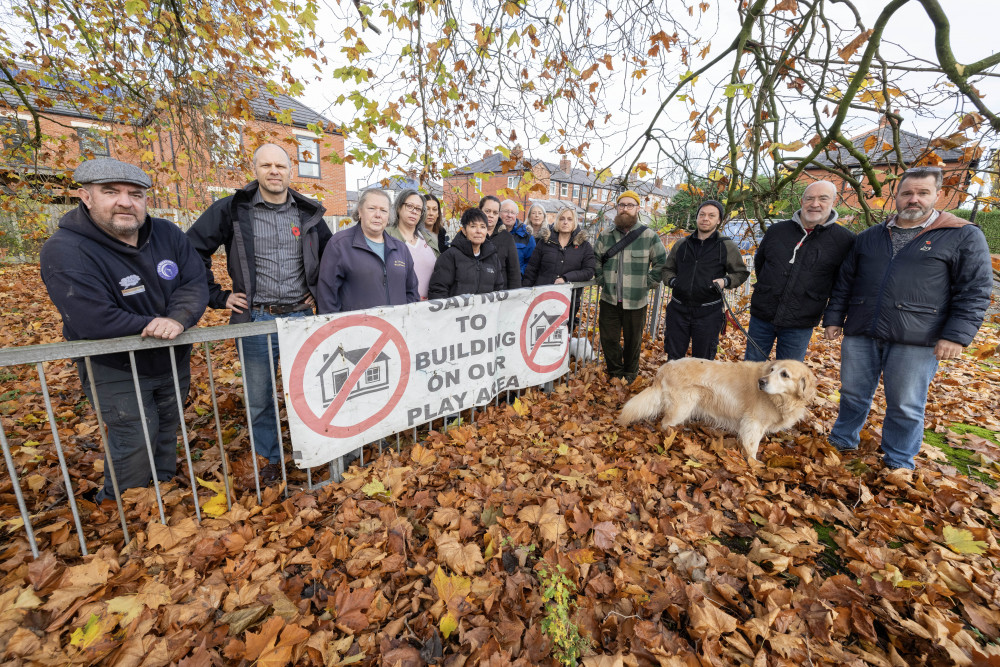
[559,157,571,173]
[483,149,493,159]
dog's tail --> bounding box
[619,387,664,425]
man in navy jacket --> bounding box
[823,166,992,472]
[40,158,208,502]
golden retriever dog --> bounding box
[619,358,817,459]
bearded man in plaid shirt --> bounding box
[593,190,668,382]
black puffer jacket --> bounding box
[824,213,992,347]
[523,226,595,286]
[427,232,505,298]
[750,212,855,328]
[662,231,749,306]
[490,222,522,289]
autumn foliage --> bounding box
[1,261,1000,665]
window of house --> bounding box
[297,137,321,179]
[366,367,381,383]
[0,117,30,162]
[476,177,483,192]
[507,175,519,189]
[76,127,110,158]
[549,180,557,196]
[560,183,568,197]
[572,184,580,199]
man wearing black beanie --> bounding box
[661,200,749,360]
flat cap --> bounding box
[73,158,152,189]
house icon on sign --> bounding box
[316,347,391,407]
[527,311,566,349]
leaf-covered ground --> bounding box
[1,261,1000,666]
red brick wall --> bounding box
[2,112,347,215]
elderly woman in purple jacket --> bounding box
[317,189,419,313]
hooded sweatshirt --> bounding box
[40,204,208,374]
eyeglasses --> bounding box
[402,203,423,214]
[617,202,638,210]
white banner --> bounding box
[277,286,572,468]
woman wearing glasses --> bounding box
[387,189,440,299]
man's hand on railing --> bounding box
[142,317,185,340]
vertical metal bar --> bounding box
[593,285,604,367]
[236,338,262,504]
[127,352,166,525]
[306,466,313,491]
[201,342,232,510]
[0,416,39,558]
[648,284,664,339]
[169,348,200,523]
[265,333,288,497]
[36,363,88,555]
[84,357,129,543]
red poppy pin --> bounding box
[292,226,301,237]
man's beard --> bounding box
[899,204,932,221]
[614,211,637,231]
[95,210,143,237]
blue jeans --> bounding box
[240,308,311,464]
[744,316,813,362]
[829,335,938,469]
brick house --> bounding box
[0,79,348,216]
[443,148,674,226]
[798,119,981,211]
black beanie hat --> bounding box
[697,199,725,219]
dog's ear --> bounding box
[798,370,817,400]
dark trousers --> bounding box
[79,359,190,502]
[598,301,647,379]
[662,300,725,360]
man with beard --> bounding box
[40,158,208,502]
[594,191,667,381]
[187,143,332,482]
[661,200,749,361]
[824,166,992,475]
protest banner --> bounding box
[278,285,572,467]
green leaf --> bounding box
[362,480,389,498]
[440,611,459,639]
[943,525,988,555]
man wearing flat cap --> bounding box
[661,199,749,360]
[40,158,208,503]
[594,190,667,382]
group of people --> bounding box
[39,147,993,503]
[599,170,992,473]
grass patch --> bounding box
[812,521,845,576]
[924,425,999,488]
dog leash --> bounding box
[713,283,770,360]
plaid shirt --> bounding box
[594,225,667,309]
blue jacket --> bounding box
[510,221,536,275]
[316,224,419,313]
[824,212,992,347]
[40,204,208,374]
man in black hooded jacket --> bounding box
[40,158,208,502]
[661,200,749,360]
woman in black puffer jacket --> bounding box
[428,208,505,298]
[523,206,595,331]
[523,206,595,286]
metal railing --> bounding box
[0,277,753,558]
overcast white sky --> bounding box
[297,0,1000,188]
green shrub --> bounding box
[947,209,1000,253]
